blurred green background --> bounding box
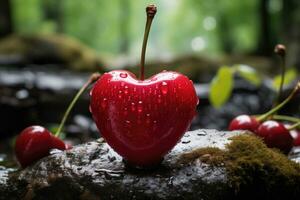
[1,0,299,70]
[0,0,300,168]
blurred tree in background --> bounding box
[0,0,299,67]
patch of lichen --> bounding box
[178,134,300,198]
[179,147,225,167]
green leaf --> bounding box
[235,64,261,86]
[209,66,234,108]
[273,68,298,90]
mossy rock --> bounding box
[0,34,105,72]
[179,134,300,199]
[0,129,299,199]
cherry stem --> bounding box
[288,120,300,130]
[55,73,101,137]
[274,44,286,106]
[140,4,157,81]
[257,82,300,122]
[272,115,300,123]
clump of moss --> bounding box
[178,134,300,198]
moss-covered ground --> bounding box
[179,133,300,199]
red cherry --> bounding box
[50,135,71,150]
[90,70,198,166]
[290,128,300,147]
[15,125,67,168]
[256,120,293,153]
[228,115,260,132]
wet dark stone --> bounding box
[0,129,236,199]
[0,129,299,200]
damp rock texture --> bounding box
[1,129,300,200]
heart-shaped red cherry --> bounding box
[90,70,198,166]
[228,115,260,132]
[15,126,67,167]
[256,120,293,153]
[90,5,198,166]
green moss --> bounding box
[178,134,300,197]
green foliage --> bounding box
[234,64,261,86]
[209,66,234,108]
[273,68,298,90]
[209,64,262,108]
[10,0,267,58]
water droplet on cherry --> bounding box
[157,95,162,103]
[101,98,108,108]
[131,102,136,111]
[118,90,122,98]
[124,86,129,94]
[146,113,151,124]
[123,107,128,116]
[120,73,128,78]
[137,101,143,113]
[161,82,168,95]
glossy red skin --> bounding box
[256,120,293,153]
[289,128,300,147]
[15,126,67,168]
[90,70,198,166]
[50,135,71,150]
[228,115,260,132]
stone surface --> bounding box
[0,129,238,199]
[0,129,299,200]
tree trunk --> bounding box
[257,0,273,56]
[42,0,64,32]
[282,0,300,70]
[217,11,234,54]
[0,0,13,38]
